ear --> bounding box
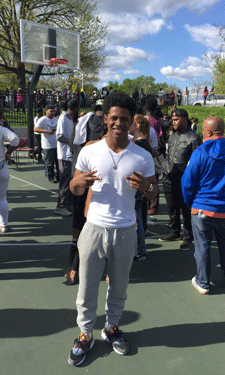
[103,114,108,124]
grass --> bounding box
[168,106,225,135]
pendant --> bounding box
[113,166,118,170]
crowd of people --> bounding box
[0,90,225,366]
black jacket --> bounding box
[166,127,201,177]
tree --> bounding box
[213,57,225,94]
[0,0,107,90]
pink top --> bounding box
[148,116,162,139]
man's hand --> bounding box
[126,171,149,192]
[74,171,102,188]
[70,170,102,196]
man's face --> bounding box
[172,116,187,132]
[46,108,55,119]
[69,107,79,122]
[104,107,132,141]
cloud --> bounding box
[100,13,165,44]
[123,69,140,75]
[184,24,223,50]
[145,0,219,17]
[160,56,212,81]
[106,46,156,70]
[98,46,155,84]
[97,0,219,17]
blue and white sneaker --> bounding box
[68,332,95,366]
[101,324,129,355]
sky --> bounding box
[95,0,225,91]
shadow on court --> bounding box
[0,309,140,338]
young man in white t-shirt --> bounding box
[55,100,79,217]
[33,108,43,162]
[68,92,158,366]
[34,104,59,183]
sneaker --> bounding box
[159,233,181,242]
[0,226,9,233]
[180,241,192,251]
[55,207,72,217]
[147,218,156,226]
[192,277,209,295]
[68,332,95,366]
[133,253,148,261]
[101,324,129,355]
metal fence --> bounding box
[0,90,95,127]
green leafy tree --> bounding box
[213,57,225,94]
[0,0,107,90]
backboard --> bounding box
[20,19,80,70]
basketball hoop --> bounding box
[49,58,68,67]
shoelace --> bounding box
[111,326,124,341]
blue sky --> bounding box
[96,0,225,91]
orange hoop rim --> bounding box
[49,58,68,67]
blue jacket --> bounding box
[181,137,225,213]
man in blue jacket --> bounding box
[181,116,225,295]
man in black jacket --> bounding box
[159,109,201,250]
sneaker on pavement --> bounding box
[68,332,95,366]
[101,324,129,355]
[0,226,9,233]
[133,253,148,261]
[180,241,192,251]
[147,218,156,226]
[192,277,209,295]
[159,233,181,242]
[55,207,72,217]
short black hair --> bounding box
[102,92,136,117]
[36,108,43,114]
[145,98,157,112]
[67,99,79,110]
[94,105,103,113]
[45,104,55,110]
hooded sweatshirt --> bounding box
[181,136,225,216]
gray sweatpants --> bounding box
[76,221,137,333]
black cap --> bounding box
[172,109,189,118]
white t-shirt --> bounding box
[76,139,155,228]
[34,116,41,135]
[35,116,57,149]
[0,126,19,162]
[56,112,74,161]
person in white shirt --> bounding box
[55,100,79,217]
[0,126,19,232]
[68,92,158,366]
[33,108,43,162]
[34,104,59,183]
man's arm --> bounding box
[70,169,102,196]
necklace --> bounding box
[107,146,126,170]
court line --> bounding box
[10,175,58,195]
[0,242,71,246]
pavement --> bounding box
[1,161,225,375]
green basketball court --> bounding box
[1,161,225,375]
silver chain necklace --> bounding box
[107,146,126,170]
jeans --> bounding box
[57,159,72,208]
[43,148,59,181]
[191,214,225,289]
[163,174,193,241]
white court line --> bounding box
[10,175,58,195]
[0,242,70,247]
